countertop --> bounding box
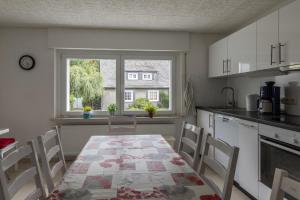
[196,106,300,132]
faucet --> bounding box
[221,87,236,109]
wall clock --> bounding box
[19,55,35,70]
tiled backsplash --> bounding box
[226,71,300,109]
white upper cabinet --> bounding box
[209,0,300,78]
[279,0,300,66]
[257,11,279,70]
[228,22,257,74]
[209,37,228,77]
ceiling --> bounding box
[0,0,289,33]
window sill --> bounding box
[52,116,181,126]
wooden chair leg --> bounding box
[14,145,19,171]
[5,171,10,180]
[1,152,10,180]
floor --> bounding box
[8,161,250,200]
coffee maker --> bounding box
[259,81,280,115]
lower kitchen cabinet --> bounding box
[197,109,214,136]
[201,110,260,191]
[238,119,259,199]
[214,114,239,182]
[197,109,214,157]
[214,114,259,198]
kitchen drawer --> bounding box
[259,124,300,147]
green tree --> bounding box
[158,91,169,109]
[128,98,150,110]
[69,59,104,109]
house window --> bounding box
[147,90,159,101]
[124,90,134,102]
[127,72,138,80]
[142,73,152,80]
[58,50,175,116]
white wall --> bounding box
[48,28,190,51]
[185,33,226,123]
[226,72,300,108]
[0,28,224,154]
[187,34,225,107]
[61,124,177,155]
[0,28,55,144]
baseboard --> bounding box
[234,181,257,200]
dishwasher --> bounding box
[214,114,239,181]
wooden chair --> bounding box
[270,168,300,200]
[37,126,67,193]
[177,121,203,170]
[0,141,46,200]
[197,133,239,200]
[108,115,137,133]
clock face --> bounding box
[19,55,35,70]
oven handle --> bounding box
[260,138,300,156]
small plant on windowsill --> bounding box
[144,103,157,118]
[83,106,93,119]
[108,103,117,115]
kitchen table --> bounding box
[47,135,220,200]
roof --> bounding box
[101,59,170,89]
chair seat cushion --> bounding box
[0,138,16,149]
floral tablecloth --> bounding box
[47,135,220,200]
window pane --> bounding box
[67,58,116,111]
[124,59,171,111]
[124,90,134,102]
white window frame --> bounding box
[127,72,138,80]
[124,90,134,102]
[142,73,152,80]
[121,54,175,115]
[56,50,178,117]
[147,90,159,102]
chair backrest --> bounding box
[0,141,46,200]
[270,168,300,200]
[37,126,66,193]
[108,115,137,133]
[197,133,239,200]
[177,121,203,170]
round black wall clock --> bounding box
[19,55,35,70]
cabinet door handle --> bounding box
[208,114,213,128]
[239,122,257,129]
[227,59,230,73]
[270,45,276,65]
[279,43,285,64]
[222,117,230,122]
[223,60,226,74]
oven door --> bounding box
[259,136,300,200]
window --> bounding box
[58,50,175,116]
[66,58,116,113]
[142,73,152,80]
[127,72,138,80]
[124,59,171,111]
[124,90,134,102]
[147,90,159,101]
